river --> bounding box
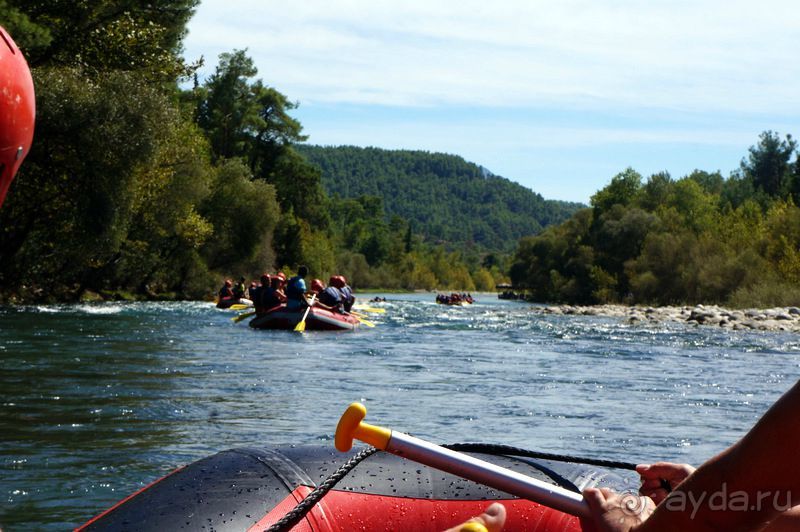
[1,294,798,530]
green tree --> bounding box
[114,111,214,297]
[273,210,304,268]
[298,144,582,253]
[2,0,198,78]
[472,268,496,291]
[199,159,280,272]
[0,0,52,52]
[195,50,263,161]
[741,131,796,197]
[592,206,658,277]
[790,155,800,205]
[0,0,215,301]
[0,68,178,294]
[661,178,716,233]
[687,170,724,195]
[267,148,330,229]
[194,49,308,177]
[637,172,673,211]
[590,168,642,214]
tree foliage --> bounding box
[511,133,800,307]
[2,0,198,79]
[297,145,583,253]
[9,2,795,303]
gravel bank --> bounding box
[538,304,800,332]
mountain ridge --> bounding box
[298,144,584,252]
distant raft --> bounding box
[436,293,474,306]
[249,303,359,331]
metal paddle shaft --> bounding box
[388,431,590,519]
[334,402,591,519]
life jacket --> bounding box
[318,286,344,311]
[340,285,355,312]
[261,287,284,310]
[286,276,306,301]
[250,285,261,306]
[232,283,246,299]
[219,286,233,299]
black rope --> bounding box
[263,443,638,531]
[264,446,379,532]
[443,442,639,470]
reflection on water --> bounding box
[1,295,799,530]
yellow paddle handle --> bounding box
[459,523,488,532]
[335,402,391,452]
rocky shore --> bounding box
[538,304,800,332]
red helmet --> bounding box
[260,273,271,285]
[225,279,232,287]
[0,26,36,209]
[276,272,287,282]
[337,275,348,286]
[311,279,325,293]
[330,276,345,289]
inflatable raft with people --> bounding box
[436,292,474,306]
[249,303,360,331]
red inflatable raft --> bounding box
[77,444,631,531]
[249,304,360,331]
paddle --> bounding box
[350,312,375,327]
[353,305,386,314]
[231,311,256,323]
[335,402,591,520]
[294,294,317,332]
[229,303,252,311]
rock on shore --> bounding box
[538,304,800,333]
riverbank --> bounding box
[538,304,800,332]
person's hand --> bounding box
[581,487,655,532]
[443,502,506,532]
[636,462,695,504]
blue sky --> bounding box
[183,1,800,203]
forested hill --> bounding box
[297,145,583,252]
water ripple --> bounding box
[1,294,799,529]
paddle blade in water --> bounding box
[354,306,386,313]
[354,315,375,327]
[232,311,255,323]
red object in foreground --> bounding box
[250,486,580,532]
[0,25,35,209]
[76,445,625,531]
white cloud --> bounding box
[185,0,800,113]
[183,1,800,201]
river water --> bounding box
[1,294,798,530]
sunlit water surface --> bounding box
[1,294,798,529]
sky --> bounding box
[182,1,800,203]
